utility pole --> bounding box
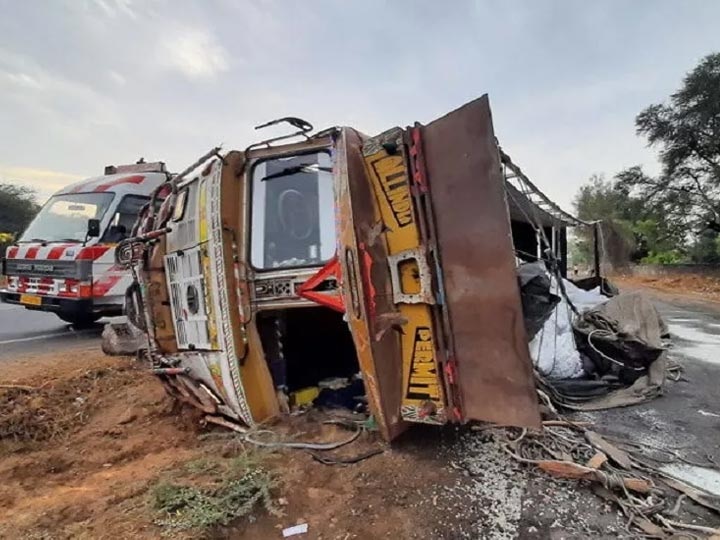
[593,222,601,277]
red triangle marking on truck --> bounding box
[297,255,345,313]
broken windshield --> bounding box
[250,152,335,270]
[19,192,114,243]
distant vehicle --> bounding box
[0,160,170,327]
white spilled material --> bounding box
[530,295,583,379]
[563,280,607,313]
[282,523,308,537]
[660,463,720,497]
[529,277,607,379]
[667,320,720,366]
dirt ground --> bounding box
[0,348,484,540]
[613,273,720,304]
[0,347,633,540]
[2,287,720,539]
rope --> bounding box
[587,330,646,371]
[241,421,361,450]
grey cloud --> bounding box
[1,0,719,212]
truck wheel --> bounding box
[57,312,102,329]
[124,282,147,332]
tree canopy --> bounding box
[0,183,40,236]
[573,52,720,265]
[631,52,720,229]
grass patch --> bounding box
[152,452,280,531]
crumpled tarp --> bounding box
[574,292,666,380]
[518,262,560,339]
[518,263,668,411]
[545,292,668,411]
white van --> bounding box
[1,161,168,327]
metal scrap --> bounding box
[484,421,720,537]
[585,430,632,470]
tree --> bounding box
[573,174,638,266]
[623,52,720,233]
[688,229,720,264]
[573,173,687,266]
[0,183,39,235]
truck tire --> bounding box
[124,282,147,332]
[56,312,102,329]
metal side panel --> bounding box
[422,95,541,429]
[360,130,447,426]
[334,128,409,441]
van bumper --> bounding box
[0,291,122,317]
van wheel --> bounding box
[57,313,102,329]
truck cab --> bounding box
[126,96,543,441]
[1,161,169,327]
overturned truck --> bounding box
[120,95,588,441]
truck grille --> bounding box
[4,259,85,280]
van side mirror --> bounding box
[87,218,101,238]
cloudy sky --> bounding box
[1,0,719,211]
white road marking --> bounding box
[0,304,22,311]
[0,329,97,345]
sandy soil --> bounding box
[1,308,718,539]
[613,273,720,304]
[0,350,204,539]
[0,350,479,540]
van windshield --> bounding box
[250,152,335,269]
[19,192,115,243]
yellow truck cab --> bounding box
[123,96,550,440]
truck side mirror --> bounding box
[87,218,101,238]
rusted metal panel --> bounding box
[421,95,541,429]
[336,128,409,440]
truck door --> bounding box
[333,129,411,440]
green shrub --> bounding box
[640,250,685,265]
[152,453,280,531]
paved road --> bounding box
[580,294,720,495]
[0,303,122,359]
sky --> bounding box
[1,0,719,211]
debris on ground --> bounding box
[282,522,308,537]
[1,344,719,538]
[482,420,720,538]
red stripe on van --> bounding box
[94,175,145,192]
[47,245,70,259]
[25,246,40,259]
[77,245,111,260]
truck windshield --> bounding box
[250,151,335,269]
[19,192,114,243]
